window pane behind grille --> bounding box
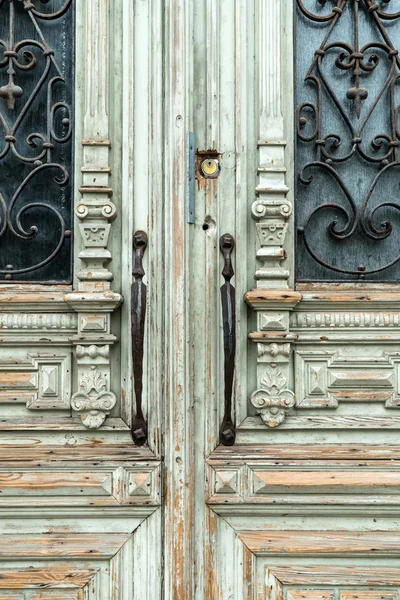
[295,0,400,282]
[0,0,74,283]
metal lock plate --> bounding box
[200,157,221,179]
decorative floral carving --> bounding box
[71,365,116,429]
[251,368,295,427]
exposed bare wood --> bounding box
[245,290,302,310]
[268,566,400,586]
[240,530,400,556]
[0,567,97,588]
[209,444,400,461]
[0,418,130,431]
[0,534,130,558]
[251,470,400,491]
[0,444,155,466]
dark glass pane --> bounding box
[0,0,74,283]
[295,0,400,282]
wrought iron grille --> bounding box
[296,0,400,281]
[0,0,74,283]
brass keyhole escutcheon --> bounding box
[200,157,221,179]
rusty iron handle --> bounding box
[131,230,148,446]
[219,233,236,446]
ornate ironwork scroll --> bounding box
[296,0,400,281]
[219,233,236,446]
[0,0,74,282]
[131,231,148,446]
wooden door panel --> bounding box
[209,513,400,599]
[267,567,400,600]
[0,0,165,597]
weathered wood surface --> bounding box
[240,530,400,556]
[210,444,400,460]
[267,565,400,586]
[0,534,130,558]
[0,567,96,589]
[0,444,154,465]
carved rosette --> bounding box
[251,367,295,427]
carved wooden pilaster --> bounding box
[247,0,298,427]
[65,0,121,429]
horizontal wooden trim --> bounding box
[252,470,400,491]
[245,290,302,310]
[0,444,156,465]
[240,530,400,556]
[258,140,287,146]
[297,290,400,308]
[78,186,113,195]
[0,292,73,312]
[81,167,111,173]
[239,416,400,430]
[268,565,400,586]
[0,534,129,558]
[0,417,129,431]
[0,566,97,589]
[248,332,298,341]
[81,140,111,147]
[0,472,112,495]
[209,444,400,461]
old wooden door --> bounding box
[185,0,400,598]
[0,1,163,598]
[2,1,400,599]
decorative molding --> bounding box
[71,363,116,429]
[76,344,110,360]
[258,342,290,359]
[240,530,400,557]
[207,459,400,507]
[295,348,400,408]
[65,293,122,432]
[0,313,77,331]
[0,353,72,411]
[251,366,295,427]
[209,510,400,599]
[291,311,400,330]
[75,0,115,291]
[0,566,97,591]
[254,0,292,289]
[0,515,161,600]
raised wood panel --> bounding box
[0,531,133,598]
[340,593,397,600]
[0,464,160,507]
[207,457,400,507]
[210,444,400,461]
[0,472,112,496]
[265,566,400,600]
[0,353,72,413]
[268,566,400,586]
[241,531,400,556]
[287,592,333,600]
[0,567,96,588]
[0,444,155,466]
[0,534,129,558]
[295,348,400,409]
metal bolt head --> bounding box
[200,157,221,179]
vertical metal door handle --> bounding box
[131,230,148,446]
[219,233,236,446]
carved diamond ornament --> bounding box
[251,367,295,427]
